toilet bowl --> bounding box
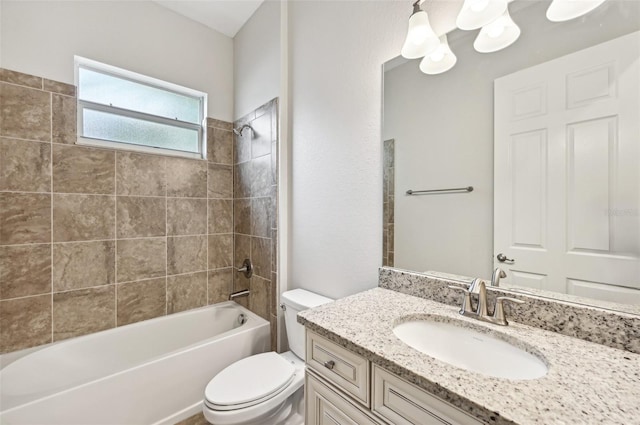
[202,289,333,425]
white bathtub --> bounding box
[0,302,270,425]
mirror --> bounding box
[382,0,640,313]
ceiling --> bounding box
[155,0,264,38]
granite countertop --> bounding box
[297,288,640,425]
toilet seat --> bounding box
[204,352,296,411]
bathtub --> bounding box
[0,301,270,425]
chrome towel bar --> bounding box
[406,186,473,195]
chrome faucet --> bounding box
[490,267,507,287]
[449,278,523,326]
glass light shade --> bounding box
[546,0,607,22]
[473,11,521,53]
[419,35,457,75]
[456,0,508,30]
[401,9,440,59]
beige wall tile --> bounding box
[208,268,232,304]
[167,272,207,314]
[233,162,251,198]
[52,194,115,242]
[52,94,76,144]
[250,155,272,198]
[252,237,271,279]
[271,229,278,273]
[207,128,232,165]
[0,83,51,141]
[208,234,232,270]
[167,198,207,235]
[234,234,251,291]
[207,163,232,199]
[53,241,115,291]
[167,235,207,275]
[250,112,271,159]
[117,278,166,325]
[0,138,51,192]
[53,286,115,341]
[208,199,232,234]
[0,295,51,353]
[270,143,277,185]
[116,152,165,196]
[166,158,206,198]
[270,314,277,352]
[53,144,115,194]
[233,198,251,235]
[0,68,42,89]
[0,193,51,245]
[251,197,271,238]
[0,244,51,300]
[271,272,278,315]
[205,118,232,131]
[117,196,166,238]
[249,276,270,320]
[234,131,251,164]
[117,238,166,282]
[43,79,75,96]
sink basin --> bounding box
[393,319,548,380]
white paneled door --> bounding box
[494,31,640,304]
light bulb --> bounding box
[470,0,490,13]
[420,35,457,75]
[486,17,506,38]
[401,3,440,59]
[547,0,607,22]
[456,0,507,30]
[430,48,446,63]
[474,10,520,53]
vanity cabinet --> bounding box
[305,330,486,425]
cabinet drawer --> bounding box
[306,330,370,407]
[372,365,485,425]
[306,372,381,425]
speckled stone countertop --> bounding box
[298,288,640,425]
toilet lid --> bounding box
[204,352,296,411]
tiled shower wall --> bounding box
[383,139,394,267]
[232,99,278,350]
[0,68,236,354]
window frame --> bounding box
[74,56,208,160]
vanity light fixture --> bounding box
[473,9,521,53]
[401,0,440,59]
[546,0,607,22]
[456,0,508,30]
[419,35,457,75]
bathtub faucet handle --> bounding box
[236,258,253,278]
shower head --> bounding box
[233,124,254,137]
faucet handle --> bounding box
[448,285,472,315]
[492,296,524,325]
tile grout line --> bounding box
[206,160,210,305]
[165,157,169,316]
[114,152,118,328]
[50,91,54,344]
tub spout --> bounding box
[229,289,250,301]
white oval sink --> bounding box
[393,319,548,380]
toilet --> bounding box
[202,289,333,425]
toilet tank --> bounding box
[281,289,333,359]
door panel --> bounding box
[494,31,640,302]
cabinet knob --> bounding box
[324,360,336,370]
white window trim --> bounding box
[74,55,208,160]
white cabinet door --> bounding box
[306,372,381,425]
[494,31,640,303]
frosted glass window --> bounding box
[83,110,200,153]
[79,68,201,123]
[75,56,207,158]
